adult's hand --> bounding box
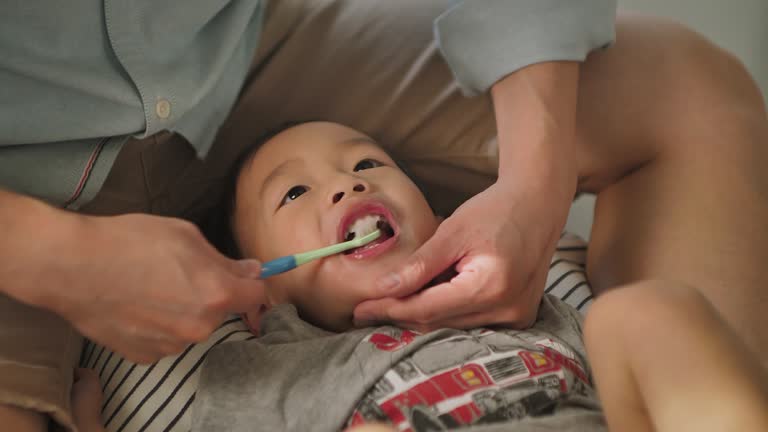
[0,190,266,363]
[353,62,580,331]
[353,176,572,331]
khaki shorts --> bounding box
[0,1,498,430]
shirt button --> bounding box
[156,99,171,119]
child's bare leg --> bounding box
[584,281,768,432]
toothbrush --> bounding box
[259,229,382,278]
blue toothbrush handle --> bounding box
[259,256,297,278]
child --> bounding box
[72,122,768,432]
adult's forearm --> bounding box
[0,189,48,296]
[491,61,580,199]
[0,189,73,305]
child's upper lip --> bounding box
[336,199,398,244]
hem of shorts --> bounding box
[0,362,77,432]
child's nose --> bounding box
[332,183,366,204]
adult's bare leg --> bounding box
[0,405,45,432]
[572,14,768,360]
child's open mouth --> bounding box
[338,202,399,259]
[343,217,396,255]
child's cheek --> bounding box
[411,215,440,246]
[318,271,360,314]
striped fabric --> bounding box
[548,232,593,312]
[80,318,255,432]
[80,233,591,432]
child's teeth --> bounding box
[347,215,382,238]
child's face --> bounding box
[233,122,440,331]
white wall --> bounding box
[565,0,768,239]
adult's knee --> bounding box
[627,14,765,114]
[574,14,766,191]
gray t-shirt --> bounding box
[191,294,605,432]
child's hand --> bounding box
[71,368,106,432]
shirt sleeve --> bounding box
[434,0,617,96]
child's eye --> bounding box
[353,158,383,172]
[281,185,308,206]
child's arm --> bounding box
[584,281,768,432]
[70,368,106,432]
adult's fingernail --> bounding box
[238,259,262,279]
[376,273,401,293]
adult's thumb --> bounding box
[375,228,460,298]
[220,259,267,312]
[231,259,263,279]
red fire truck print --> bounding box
[348,332,589,431]
[367,330,418,352]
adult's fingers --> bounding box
[226,258,263,280]
[198,249,267,314]
[355,270,483,326]
[373,223,463,298]
[219,269,269,314]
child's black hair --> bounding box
[201,121,431,259]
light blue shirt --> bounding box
[0,0,615,209]
[437,0,616,96]
[0,0,264,207]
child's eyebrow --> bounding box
[259,158,301,199]
[340,136,379,148]
[257,136,379,199]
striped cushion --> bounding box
[80,318,254,432]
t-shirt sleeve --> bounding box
[434,0,617,96]
[536,295,589,365]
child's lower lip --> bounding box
[344,232,398,260]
